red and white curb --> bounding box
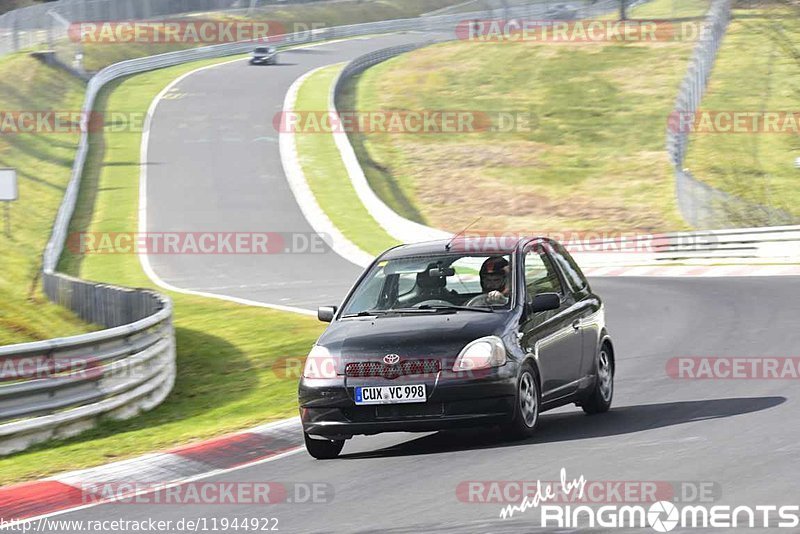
[0,418,302,523]
[583,264,800,277]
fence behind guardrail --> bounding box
[665,0,799,228]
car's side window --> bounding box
[349,268,387,310]
[549,243,587,293]
[524,248,563,300]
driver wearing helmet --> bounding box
[468,256,510,307]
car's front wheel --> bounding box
[505,363,540,439]
[304,432,345,459]
[581,345,613,414]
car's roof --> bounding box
[380,236,551,260]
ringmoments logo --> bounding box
[491,469,800,530]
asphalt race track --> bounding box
[144,33,440,310]
[69,32,800,533]
[55,277,800,532]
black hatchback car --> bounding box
[299,237,614,459]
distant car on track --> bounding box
[546,3,578,19]
[298,237,615,459]
[250,46,278,65]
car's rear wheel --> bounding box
[505,363,540,439]
[304,432,345,459]
[581,345,613,414]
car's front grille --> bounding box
[345,359,441,379]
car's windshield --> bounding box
[341,253,513,316]
[254,47,270,53]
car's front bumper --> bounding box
[299,363,518,439]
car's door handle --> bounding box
[572,319,581,330]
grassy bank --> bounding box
[0,53,100,345]
[684,4,800,222]
[0,56,324,485]
[627,0,711,19]
[347,35,696,234]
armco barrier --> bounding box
[0,277,174,456]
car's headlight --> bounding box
[303,345,338,379]
[453,336,507,372]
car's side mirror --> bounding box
[318,306,337,323]
[530,293,560,313]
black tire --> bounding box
[304,432,345,459]
[505,363,540,439]
[582,344,614,415]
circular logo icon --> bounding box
[383,354,400,365]
[648,501,679,533]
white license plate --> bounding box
[354,384,426,405]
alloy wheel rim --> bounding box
[598,350,613,402]
[519,371,538,427]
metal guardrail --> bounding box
[569,226,800,267]
[0,273,175,456]
[666,0,798,228]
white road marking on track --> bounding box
[279,66,375,268]
[138,56,316,316]
[137,36,394,315]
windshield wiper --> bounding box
[341,310,393,318]
[342,305,495,318]
[342,308,440,318]
[415,304,494,313]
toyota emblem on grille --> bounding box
[383,354,400,365]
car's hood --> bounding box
[318,311,510,363]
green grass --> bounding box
[348,35,696,234]
[0,56,325,486]
[0,53,102,345]
[627,0,711,19]
[294,64,398,256]
[684,4,800,223]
